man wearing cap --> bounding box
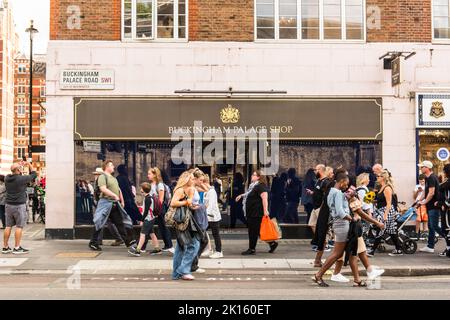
[418,160,446,254]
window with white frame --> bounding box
[18,64,26,73]
[256,0,365,40]
[433,0,450,39]
[18,125,26,137]
[18,147,26,160]
[122,0,187,40]
[40,85,46,97]
[17,104,26,117]
[18,86,26,95]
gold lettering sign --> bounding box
[430,101,445,119]
[220,104,240,124]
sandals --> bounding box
[312,275,329,287]
[353,280,367,287]
[313,262,323,268]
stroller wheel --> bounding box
[403,239,417,254]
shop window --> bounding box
[433,0,450,40]
[418,129,450,179]
[256,0,365,41]
[122,0,187,41]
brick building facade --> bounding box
[14,54,46,177]
[0,0,18,175]
[50,0,434,42]
[46,0,450,238]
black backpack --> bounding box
[94,174,109,202]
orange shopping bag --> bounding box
[260,216,279,242]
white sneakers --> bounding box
[367,266,385,280]
[194,268,206,273]
[330,273,350,283]
[209,251,223,259]
[181,274,195,281]
[162,247,175,254]
[419,246,435,253]
[201,249,211,257]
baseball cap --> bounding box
[417,160,433,169]
[92,167,104,175]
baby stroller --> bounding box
[364,202,417,254]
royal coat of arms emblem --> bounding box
[220,104,240,123]
[430,101,445,119]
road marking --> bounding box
[0,258,28,267]
[56,252,101,258]
[74,259,315,271]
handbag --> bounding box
[165,191,190,231]
[173,206,191,231]
[260,216,279,242]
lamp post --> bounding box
[25,20,38,162]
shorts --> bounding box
[308,208,320,227]
[141,219,156,236]
[333,222,350,243]
[416,205,428,222]
[5,204,27,228]
[338,237,367,261]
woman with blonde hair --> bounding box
[368,170,403,257]
[170,171,202,281]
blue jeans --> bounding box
[428,209,446,249]
[172,237,200,279]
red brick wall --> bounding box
[189,0,254,41]
[50,0,121,40]
[367,0,432,42]
[50,0,432,43]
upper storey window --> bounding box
[122,0,187,40]
[256,0,365,41]
[433,0,450,40]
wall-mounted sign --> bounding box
[60,70,114,90]
[437,148,450,162]
[74,98,383,141]
[391,57,401,87]
[416,93,450,128]
[83,141,101,153]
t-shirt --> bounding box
[141,194,155,222]
[414,184,425,202]
[97,174,120,201]
[356,186,372,212]
[425,173,440,211]
[150,182,164,197]
[245,183,269,218]
[5,171,38,205]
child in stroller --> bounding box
[364,201,418,254]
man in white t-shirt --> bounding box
[413,174,428,240]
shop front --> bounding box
[73,97,382,237]
[416,93,450,179]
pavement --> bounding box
[0,223,449,278]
